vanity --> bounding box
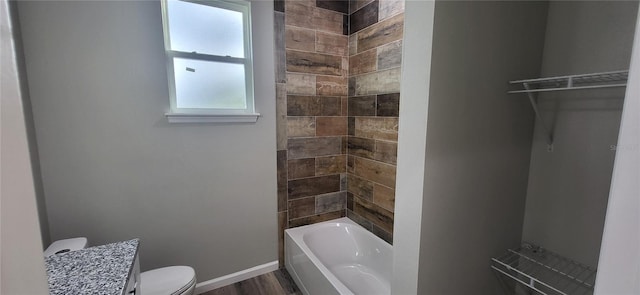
[44,239,140,295]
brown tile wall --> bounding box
[346,0,403,244]
[275,0,349,267]
[275,0,404,266]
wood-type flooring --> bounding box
[201,269,301,295]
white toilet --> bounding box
[44,237,88,257]
[45,238,197,295]
[141,266,196,295]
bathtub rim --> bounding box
[285,217,392,295]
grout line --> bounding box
[378,10,405,23]
[289,207,346,222]
[314,4,350,16]
[348,92,401,98]
[287,135,348,139]
[346,170,396,191]
[287,172,344,182]
[349,135,399,144]
[348,65,402,79]
[282,23,345,40]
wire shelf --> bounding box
[508,70,628,94]
[491,243,597,295]
[507,70,628,146]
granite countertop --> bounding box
[45,239,139,295]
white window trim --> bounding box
[161,0,260,123]
[165,112,259,123]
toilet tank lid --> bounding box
[44,237,88,257]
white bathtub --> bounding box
[285,217,392,295]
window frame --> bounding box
[161,0,259,123]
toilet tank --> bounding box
[44,237,88,257]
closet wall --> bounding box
[522,0,639,268]
[415,1,638,294]
[416,1,549,294]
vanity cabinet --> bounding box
[44,239,140,295]
[124,255,141,295]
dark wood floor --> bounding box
[201,269,301,295]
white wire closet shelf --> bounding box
[508,70,629,147]
[508,70,628,93]
[491,243,597,295]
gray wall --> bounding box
[1,0,49,292]
[595,8,640,294]
[17,0,277,281]
[417,2,548,294]
[392,0,435,293]
[522,1,639,268]
[8,0,50,247]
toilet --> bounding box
[44,238,197,295]
[141,266,196,295]
[44,237,88,257]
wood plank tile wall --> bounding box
[346,0,403,245]
[275,0,404,266]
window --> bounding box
[161,0,258,123]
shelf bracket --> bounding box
[523,83,554,151]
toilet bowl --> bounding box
[140,266,196,295]
[45,238,196,295]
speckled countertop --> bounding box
[45,239,139,295]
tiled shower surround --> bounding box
[275,0,404,265]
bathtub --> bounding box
[285,217,392,295]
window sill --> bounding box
[165,112,260,123]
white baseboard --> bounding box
[194,261,279,294]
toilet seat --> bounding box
[140,266,196,295]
